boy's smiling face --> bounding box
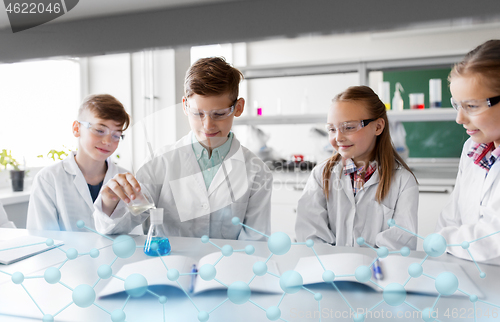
[73,111,123,163]
[183,94,244,150]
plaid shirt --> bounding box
[343,159,377,195]
[467,142,500,172]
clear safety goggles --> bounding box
[184,98,236,121]
[450,95,500,116]
[78,121,124,142]
[325,119,375,135]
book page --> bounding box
[98,255,194,298]
[194,252,282,294]
[294,253,375,289]
[294,254,484,297]
[379,256,484,298]
[0,235,64,265]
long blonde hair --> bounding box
[322,86,416,202]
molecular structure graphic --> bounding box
[0,218,499,322]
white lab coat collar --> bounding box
[482,160,500,200]
[62,151,116,212]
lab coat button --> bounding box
[202,203,209,209]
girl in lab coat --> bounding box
[436,39,500,264]
[26,94,131,231]
[296,86,418,250]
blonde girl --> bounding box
[296,86,418,250]
[436,40,500,264]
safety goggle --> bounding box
[450,95,500,116]
[325,119,375,135]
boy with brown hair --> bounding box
[27,94,131,231]
[94,57,272,240]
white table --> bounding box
[0,229,499,322]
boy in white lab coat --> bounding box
[27,94,131,231]
[94,57,272,240]
[436,40,500,264]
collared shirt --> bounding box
[343,158,377,195]
[192,132,234,190]
[467,142,500,172]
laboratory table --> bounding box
[0,228,499,322]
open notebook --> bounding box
[0,235,64,265]
[98,252,282,297]
[294,253,483,298]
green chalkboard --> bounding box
[383,68,468,158]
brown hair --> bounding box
[449,39,500,93]
[322,86,416,202]
[78,94,131,131]
[184,57,243,101]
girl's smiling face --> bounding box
[451,75,500,148]
[327,101,384,167]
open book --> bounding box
[0,235,64,265]
[294,253,483,298]
[98,252,282,297]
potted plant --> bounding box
[0,149,24,192]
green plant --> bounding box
[37,146,73,161]
[0,149,21,171]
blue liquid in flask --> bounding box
[144,237,171,256]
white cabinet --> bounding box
[417,186,454,251]
[270,182,305,242]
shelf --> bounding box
[233,108,457,126]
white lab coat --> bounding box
[295,159,418,250]
[27,152,128,231]
[93,132,272,240]
[436,138,500,265]
[0,200,16,228]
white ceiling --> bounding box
[0,0,238,31]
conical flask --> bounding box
[144,208,171,256]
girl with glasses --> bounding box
[296,86,418,250]
[27,94,131,231]
[436,40,500,264]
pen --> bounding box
[189,264,198,293]
[372,259,384,281]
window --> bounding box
[0,59,80,168]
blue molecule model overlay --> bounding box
[198,311,209,322]
[227,281,252,304]
[383,283,406,306]
[111,309,126,322]
[221,245,233,257]
[167,268,180,281]
[124,274,149,298]
[253,261,267,276]
[199,264,217,281]
[72,284,96,308]
[435,272,459,296]
[245,245,255,255]
[266,306,281,320]
[97,265,113,279]
[267,232,291,255]
[423,234,447,257]
[11,272,24,284]
[44,267,61,284]
[322,270,335,283]
[2,216,498,322]
[112,235,137,258]
[144,237,171,256]
[354,266,372,283]
[279,271,303,294]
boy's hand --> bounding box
[100,173,141,216]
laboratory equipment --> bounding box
[429,79,442,108]
[409,93,425,109]
[126,184,155,215]
[378,81,391,110]
[392,82,404,111]
[144,208,171,256]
